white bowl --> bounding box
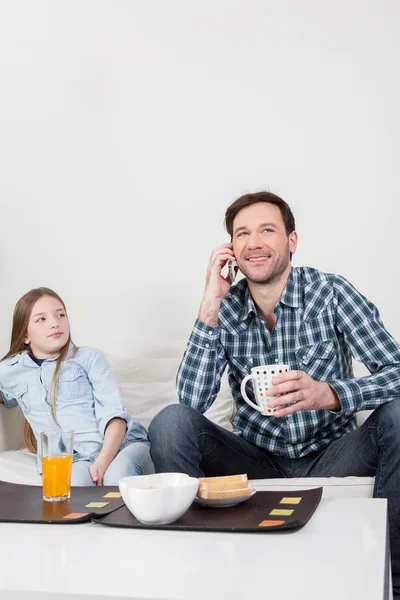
[118,473,199,525]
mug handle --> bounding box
[240,375,263,412]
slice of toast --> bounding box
[198,479,248,492]
[197,487,251,500]
[198,474,248,487]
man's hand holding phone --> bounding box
[199,244,238,327]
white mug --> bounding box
[241,364,290,416]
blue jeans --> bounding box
[71,441,154,486]
[149,402,400,598]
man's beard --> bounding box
[238,246,291,286]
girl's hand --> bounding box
[90,418,126,485]
[89,461,105,486]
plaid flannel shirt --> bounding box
[177,267,400,458]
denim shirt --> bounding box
[0,345,148,472]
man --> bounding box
[149,191,400,597]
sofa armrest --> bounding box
[0,404,24,451]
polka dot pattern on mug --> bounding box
[244,364,290,417]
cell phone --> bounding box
[228,261,237,284]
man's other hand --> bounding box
[266,370,341,416]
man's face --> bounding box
[232,202,297,285]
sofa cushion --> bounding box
[0,341,376,499]
[0,341,374,451]
[0,449,41,485]
[250,476,374,499]
[0,448,374,499]
[104,346,372,433]
[104,348,235,432]
[0,404,24,452]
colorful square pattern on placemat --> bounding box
[93,488,323,532]
[0,481,125,524]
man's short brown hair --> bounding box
[224,191,296,239]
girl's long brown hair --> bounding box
[1,287,75,453]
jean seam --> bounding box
[197,431,282,475]
[302,424,380,476]
[374,424,385,498]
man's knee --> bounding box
[372,399,400,426]
[149,403,202,446]
[369,400,400,447]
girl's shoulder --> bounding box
[0,353,24,371]
[0,353,26,388]
[65,346,107,369]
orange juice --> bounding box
[42,455,73,500]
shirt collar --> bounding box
[19,342,76,367]
[279,267,303,308]
[20,352,44,368]
[238,284,258,322]
[238,267,302,322]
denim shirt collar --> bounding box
[19,343,77,368]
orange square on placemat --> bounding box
[259,520,286,527]
[63,513,88,520]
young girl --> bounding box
[0,287,154,486]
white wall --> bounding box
[0,0,399,355]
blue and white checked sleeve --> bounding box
[327,276,400,412]
[176,319,228,412]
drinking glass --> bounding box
[40,430,74,502]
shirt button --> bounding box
[79,447,84,452]
[275,359,279,363]
[208,331,213,335]
[205,344,210,348]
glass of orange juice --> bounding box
[40,430,74,502]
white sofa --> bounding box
[0,341,374,499]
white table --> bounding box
[0,498,391,600]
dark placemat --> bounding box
[0,480,125,523]
[93,487,322,532]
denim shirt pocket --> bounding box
[58,367,92,400]
[4,382,30,414]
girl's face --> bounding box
[24,295,70,359]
